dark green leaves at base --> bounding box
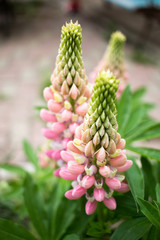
[126,158,144,206]
[110,217,151,240]
[0,218,37,240]
[137,198,160,229]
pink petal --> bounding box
[61,151,75,162]
[85,201,97,215]
[105,177,121,190]
[76,102,88,117]
[93,188,105,202]
[68,161,85,175]
[103,197,117,210]
[40,109,56,122]
[82,175,95,189]
[41,128,58,140]
[116,160,133,172]
[72,185,86,198]
[59,167,78,180]
[48,99,62,113]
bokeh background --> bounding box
[0,0,160,169]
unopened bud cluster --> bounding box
[51,20,88,100]
[40,21,91,172]
[61,71,132,215]
[89,31,127,98]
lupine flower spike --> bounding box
[89,31,127,98]
[40,21,91,173]
[62,71,132,215]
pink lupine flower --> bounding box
[40,22,92,174]
[62,71,132,215]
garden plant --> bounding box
[0,20,160,240]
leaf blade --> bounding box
[110,217,151,240]
[0,218,37,240]
[137,197,160,229]
[126,146,160,161]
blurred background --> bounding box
[0,0,160,168]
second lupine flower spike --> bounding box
[61,70,132,215]
[89,31,127,98]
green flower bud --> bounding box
[82,71,119,152]
[106,31,126,78]
[52,20,88,99]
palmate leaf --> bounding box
[128,123,160,142]
[117,85,158,144]
[125,158,144,206]
[137,198,160,229]
[110,217,151,240]
[126,146,160,162]
[117,85,131,135]
[125,120,156,143]
[0,218,37,240]
[123,104,145,137]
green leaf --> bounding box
[115,193,140,217]
[141,157,156,200]
[23,140,39,169]
[47,179,71,240]
[0,218,37,240]
[34,105,47,111]
[137,197,160,229]
[63,234,80,240]
[130,123,160,142]
[0,163,27,176]
[147,225,160,240]
[132,87,146,103]
[126,146,160,161]
[126,158,144,206]
[110,217,151,240]
[156,184,160,202]
[125,120,156,143]
[124,105,145,136]
[117,85,131,135]
[23,174,48,240]
[53,200,76,240]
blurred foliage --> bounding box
[130,48,156,65]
